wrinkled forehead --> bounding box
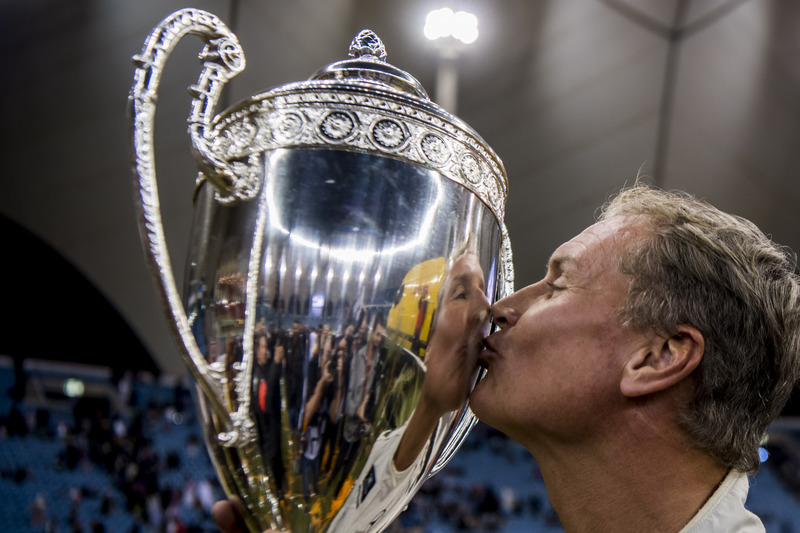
[446,252,486,288]
[450,252,483,276]
[553,216,648,273]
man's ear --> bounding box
[620,325,704,398]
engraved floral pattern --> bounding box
[272,112,304,141]
[320,112,354,139]
[461,153,482,185]
[421,133,450,165]
[207,90,507,221]
[372,119,405,149]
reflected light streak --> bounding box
[265,173,443,263]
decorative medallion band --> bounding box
[205,86,507,222]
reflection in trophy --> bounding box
[130,9,512,533]
[330,251,491,532]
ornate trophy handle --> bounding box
[499,222,515,298]
[129,9,250,444]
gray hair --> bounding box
[600,184,800,473]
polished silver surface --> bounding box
[130,9,512,533]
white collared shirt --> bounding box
[679,470,765,533]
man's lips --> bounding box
[477,337,497,369]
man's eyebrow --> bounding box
[545,254,578,276]
[449,272,486,291]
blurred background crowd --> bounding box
[2,355,799,533]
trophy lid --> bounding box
[186,24,507,225]
[311,29,429,99]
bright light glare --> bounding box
[63,378,85,398]
[424,8,479,44]
[265,160,444,264]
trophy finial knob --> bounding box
[313,28,427,98]
[349,29,387,61]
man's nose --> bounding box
[491,284,536,329]
[491,297,517,330]
[474,292,491,324]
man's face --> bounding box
[429,252,490,361]
[256,336,268,365]
[421,253,490,413]
[370,323,385,348]
[470,216,651,448]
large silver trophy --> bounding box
[130,9,512,533]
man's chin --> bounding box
[467,377,491,419]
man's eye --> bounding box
[546,282,563,298]
[450,285,468,300]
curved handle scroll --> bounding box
[129,9,251,445]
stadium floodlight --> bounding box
[424,7,479,45]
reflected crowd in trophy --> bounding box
[200,256,436,528]
[245,310,393,506]
[190,243,496,531]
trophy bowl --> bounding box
[130,9,512,533]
